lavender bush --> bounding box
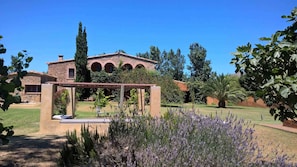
[59,108,296,166]
[115,110,260,166]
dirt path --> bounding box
[0,134,66,167]
[260,124,297,134]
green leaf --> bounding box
[272,68,279,74]
[274,51,281,58]
[279,41,292,48]
[291,84,297,92]
[259,37,271,41]
[261,77,274,88]
[237,44,251,52]
[273,83,281,91]
[231,52,243,58]
[230,58,238,64]
[290,54,297,62]
[272,32,281,43]
[250,58,257,66]
[280,86,290,98]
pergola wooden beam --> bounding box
[48,82,156,89]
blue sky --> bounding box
[0,1,296,75]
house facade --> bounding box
[47,52,157,82]
[10,71,57,102]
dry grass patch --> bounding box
[254,125,297,163]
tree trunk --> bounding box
[218,100,226,108]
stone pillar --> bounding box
[150,86,161,117]
[40,84,55,132]
[66,87,76,118]
[137,89,145,114]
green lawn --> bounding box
[182,103,282,125]
[0,108,40,135]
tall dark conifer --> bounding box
[172,48,185,81]
[75,22,90,99]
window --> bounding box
[104,63,115,73]
[25,85,41,93]
[68,68,75,78]
[122,64,133,71]
[91,62,102,72]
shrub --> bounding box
[58,125,100,166]
[54,89,69,115]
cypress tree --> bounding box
[74,22,90,99]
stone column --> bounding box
[66,87,76,118]
[150,86,161,117]
[40,84,55,132]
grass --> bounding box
[181,103,282,125]
[1,101,297,162]
[0,108,40,135]
[75,101,141,118]
[254,125,297,160]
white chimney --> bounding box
[58,55,64,61]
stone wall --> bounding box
[206,96,267,108]
[236,96,266,108]
[48,61,75,82]
[22,75,41,85]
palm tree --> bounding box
[202,74,247,108]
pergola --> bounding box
[39,82,161,134]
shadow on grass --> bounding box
[203,105,246,110]
[0,135,66,167]
[161,104,182,108]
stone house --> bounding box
[47,52,157,82]
[10,71,57,102]
[13,52,157,103]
